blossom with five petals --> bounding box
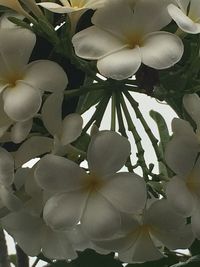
[35,130,147,239]
[72,0,183,80]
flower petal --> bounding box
[97,47,141,80]
[100,173,146,213]
[81,192,121,239]
[153,225,194,250]
[14,136,53,168]
[60,113,83,145]
[42,92,63,137]
[38,2,78,14]
[0,186,22,211]
[3,82,42,121]
[0,28,36,77]
[119,229,163,263]
[35,154,86,192]
[168,4,200,34]
[72,26,125,60]
[183,94,200,127]
[0,147,14,186]
[23,60,68,92]
[191,205,200,239]
[11,119,32,144]
[43,191,88,230]
[141,31,183,69]
[145,199,185,230]
[42,228,77,260]
[1,211,43,256]
[88,131,131,177]
[166,176,196,216]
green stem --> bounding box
[82,95,110,133]
[111,93,116,131]
[64,84,105,98]
[32,257,40,267]
[119,92,149,180]
[16,245,29,267]
[124,91,166,166]
[115,91,136,173]
[0,229,10,267]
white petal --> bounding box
[132,0,171,33]
[0,28,36,77]
[97,47,141,80]
[72,26,125,60]
[43,191,88,230]
[171,118,196,137]
[165,135,199,176]
[14,136,53,168]
[119,229,163,263]
[88,131,131,177]
[100,173,146,213]
[168,4,200,33]
[41,92,63,137]
[35,154,86,192]
[166,176,196,216]
[3,82,42,121]
[42,228,77,260]
[153,225,194,250]
[183,94,200,127]
[11,119,32,143]
[145,199,185,230]
[0,147,14,186]
[191,206,200,239]
[141,32,184,69]
[0,186,22,211]
[38,2,79,14]
[60,113,83,145]
[23,60,68,92]
[92,0,135,39]
[1,211,43,256]
[81,192,121,239]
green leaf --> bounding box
[9,254,17,266]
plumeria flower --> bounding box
[0,27,68,127]
[167,0,200,33]
[13,93,83,168]
[38,0,106,14]
[0,147,22,211]
[72,0,183,80]
[94,199,194,263]
[35,130,147,239]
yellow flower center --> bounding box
[126,33,143,49]
[83,173,104,192]
[186,172,200,195]
[6,72,23,87]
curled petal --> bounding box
[88,131,131,177]
[3,82,42,121]
[97,47,141,80]
[24,60,68,92]
[141,31,184,69]
[60,113,83,145]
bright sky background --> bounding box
[6,91,178,267]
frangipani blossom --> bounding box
[0,27,68,122]
[72,0,183,80]
[168,0,200,33]
[35,131,147,239]
[38,0,106,14]
[94,200,194,263]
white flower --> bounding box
[38,0,106,14]
[0,27,68,122]
[167,0,200,33]
[35,130,147,239]
[72,0,183,80]
[94,199,194,263]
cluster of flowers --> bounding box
[0,0,199,264]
